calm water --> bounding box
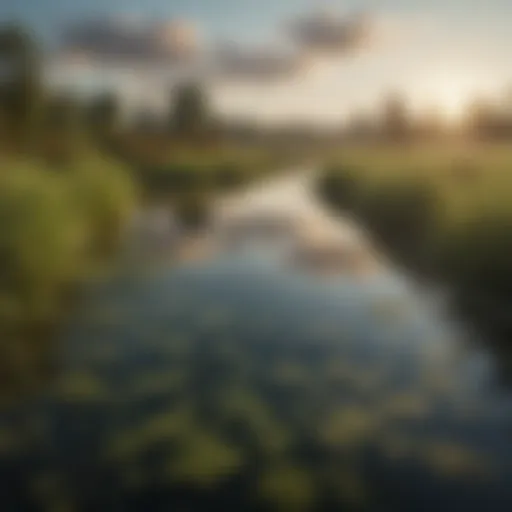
[1,174,512,511]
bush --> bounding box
[0,156,136,397]
[318,164,440,270]
[0,162,84,319]
[439,213,512,297]
[317,166,362,211]
[357,178,440,268]
[66,156,136,258]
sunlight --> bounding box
[435,83,470,121]
[413,71,484,123]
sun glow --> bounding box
[434,82,471,122]
[412,70,489,123]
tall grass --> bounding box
[0,155,136,397]
[317,144,512,349]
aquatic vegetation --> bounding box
[418,441,491,480]
[199,306,233,331]
[328,465,369,508]
[30,472,67,506]
[324,360,386,395]
[257,465,315,511]
[217,388,292,456]
[121,464,146,490]
[81,304,130,328]
[0,426,20,455]
[53,372,110,403]
[158,333,194,359]
[76,342,119,366]
[378,432,416,461]
[324,360,356,383]
[167,429,243,488]
[130,370,187,398]
[272,361,312,389]
[380,392,431,421]
[319,406,383,450]
[30,477,75,512]
[107,406,194,462]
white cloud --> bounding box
[60,18,201,64]
[288,10,373,54]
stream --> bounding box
[0,168,511,511]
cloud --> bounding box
[288,10,373,54]
[210,10,376,82]
[55,9,378,87]
[213,42,307,82]
[60,17,200,64]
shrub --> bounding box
[317,166,362,211]
[65,156,136,258]
[0,156,136,397]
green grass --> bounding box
[0,154,136,398]
[317,142,512,349]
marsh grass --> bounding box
[318,143,512,352]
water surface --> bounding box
[1,173,511,511]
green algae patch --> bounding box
[167,430,243,488]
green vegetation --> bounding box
[0,156,136,398]
[257,465,315,511]
[317,143,512,351]
[122,146,285,227]
[170,82,210,137]
[0,24,288,398]
[107,406,195,462]
[168,429,243,488]
[54,372,110,403]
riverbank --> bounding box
[316,144,512,366]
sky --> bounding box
[2,0,512,125]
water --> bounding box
[1,171,511,511]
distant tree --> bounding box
[465,97,497,139]
[43,92,85,162]
[495,86,512,138]
[45,92,82,130]
[381,92,411,142]
[501,85,512,113]
[133,107,159,133]
[87,91,120,139]
[0,24,43,152]
[170,82,209,137]
[417,105,445,140]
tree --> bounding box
[41,92,88,162]
[417,105,445,140]
[87,91,120,139]
[0,24,43,152]
[170,82,209,136]
[465,96,496,139]
[381,91,411,141]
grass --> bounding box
[0,153,136,399]
[113,138,291,228]
[317,142,512,352]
